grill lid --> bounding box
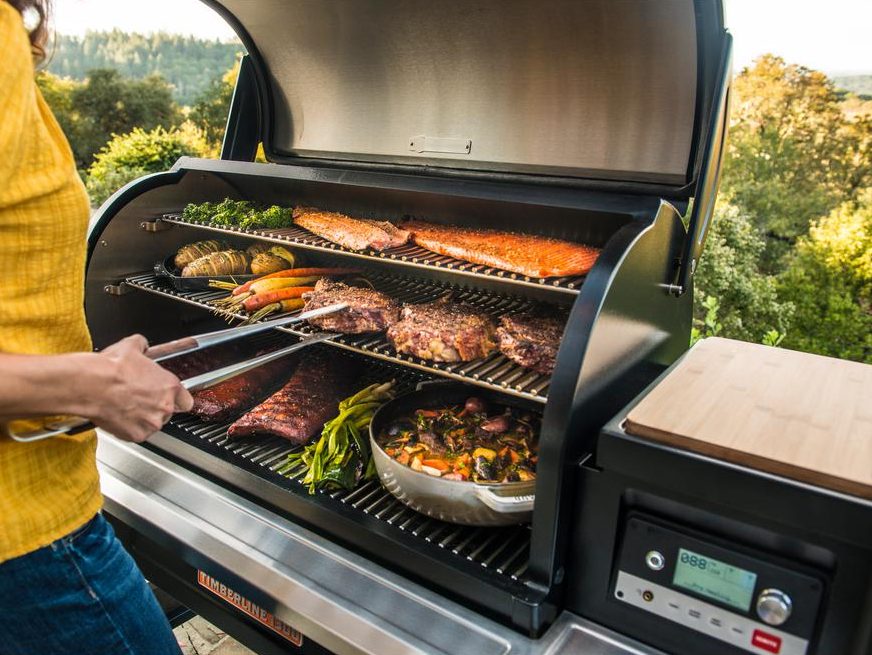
[209,0,726,194]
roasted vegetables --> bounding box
[250,246,297,275]
[174,240,228,269]
[278,382,396,493]
[181,250,250,277]
[180,199,294,230]
[378,396,539,482]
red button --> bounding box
[752,629,782,653]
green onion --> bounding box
[277,381,395,494]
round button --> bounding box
[756,589,793,626]
[645,550,665,571]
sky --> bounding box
[53,0,872,76]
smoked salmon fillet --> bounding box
[404,220,600,278]
[293,207,410,251]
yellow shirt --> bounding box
[0,3,102,562]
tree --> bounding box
[47,30,243,105]
[86,126,207,205]
[778,190,872,363]
[70,69,183,169]
[694,198,794,342]
[724,55,872,264]
[189,59,240,154]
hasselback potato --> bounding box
[174,240,227,269]
[182,250,251,277]
[251,252,292,275]
[246,243,271,258]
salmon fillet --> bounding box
[293,207,410,251]
[404,220,600,278]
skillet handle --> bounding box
[473,487,535,514]
[414,380,456,392]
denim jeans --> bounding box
[0,513,182,655]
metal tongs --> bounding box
[6,303,347,443]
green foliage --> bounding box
[86,126,206,205]
[690,296,723,346]
[834,75,872,99]
[694,199,794,342]
[47,31,243,105]
[190,60,240,154]
[778,191,872,362]
[37,69,182,170]
[724,55,872,263]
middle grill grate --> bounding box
[124,270,554,402]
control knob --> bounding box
[756,589,792,626]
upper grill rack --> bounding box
[124,270,553,402]
[159,214,587,295]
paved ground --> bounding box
[174,616,256,655]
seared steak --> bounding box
[302,279,400,333]
[386,298,497,362]
[227,352,354,443]
[497,311,566,374]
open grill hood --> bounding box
[207,0,726,195]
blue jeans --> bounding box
[0,513,182,655]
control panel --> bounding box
[612,516,825,655]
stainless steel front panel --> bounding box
[217,0,699,184]
[97,433,665,655]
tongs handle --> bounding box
[5,333,335,443]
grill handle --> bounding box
[671,32,733,296]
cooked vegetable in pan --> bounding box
[181,250,250,277]
[174,240,228,269]
[278,381,396,493]
[377,396,539,482]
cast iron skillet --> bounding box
[154,255,257,291]
[369,381,537,526]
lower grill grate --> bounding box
[125,271,552,403]
[161,353,532,584]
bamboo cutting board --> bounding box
[625,337,872,499]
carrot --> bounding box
[242,286,314,313]
[421,459,450,472]
[232,267,360,296]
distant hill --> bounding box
[833,75,872,99]
[47,31,244,105]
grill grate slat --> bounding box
[159,214,586,295]
[162,393,530,584]
[124,271,553,403]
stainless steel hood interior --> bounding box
[208,0,726,192]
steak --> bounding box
[404,219,600,278]
[301,279,400,333]
[227,352,354,443]
[497,311,567,375]
[293,207,410,251]
[386,298,497,362]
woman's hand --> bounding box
[87,335,194,442]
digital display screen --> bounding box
[672,548,758,611]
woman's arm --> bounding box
[0,335,193,442]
